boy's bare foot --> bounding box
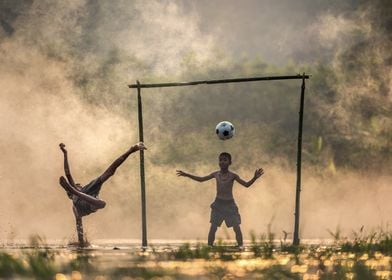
[132,142,147,152]
[236,245,244,251]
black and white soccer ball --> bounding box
[215,121,235,140]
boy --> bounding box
[58,142,146,247]
[176,152,263,248]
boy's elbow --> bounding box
[196,177,206,182]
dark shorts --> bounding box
[74,177,103,217]
[210,198,241,228]
[81,177,103,196]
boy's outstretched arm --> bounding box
[176,170,215,182]
[235,168,264,188]
[59,143,76,187]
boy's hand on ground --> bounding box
[59,143,67,153]
[176,170,187,177]
[254,168,264,179]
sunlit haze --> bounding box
[0,0,391,243]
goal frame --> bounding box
[129,73,310,247]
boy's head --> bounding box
[219,152,232,169]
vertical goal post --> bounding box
[129,74,310,247]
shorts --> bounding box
[210,198,241,228]
[74,177,103,217]
[81,177,103,196]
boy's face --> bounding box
[219,155,231,169]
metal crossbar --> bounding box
[129,74,310,88]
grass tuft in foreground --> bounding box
[1,229,392,279]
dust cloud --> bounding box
[0,0,390,243]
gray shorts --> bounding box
[210,198,241,228]
[81,177,103,196]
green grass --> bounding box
[0,252,26,278]
[174,242,211,260]
[1,230,392,279]
[328,226,392,256]
[250,230,275,259]
[173,240,242,261]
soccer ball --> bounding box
[215,121,235,140]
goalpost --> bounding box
[129,74,310,247]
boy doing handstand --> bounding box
[59,142,146,247]
[176,152,263,247]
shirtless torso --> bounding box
[213,171,236,200]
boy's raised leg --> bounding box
[99,142,146,183]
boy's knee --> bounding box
[97,200,106,209]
